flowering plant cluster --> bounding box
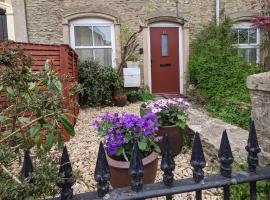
[114,94,127,101]
[93,112,161,161]
[145,97,191,128]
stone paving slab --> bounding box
[187,108,249,162]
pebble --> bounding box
[64,102,222,199]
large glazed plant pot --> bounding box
[157,125,184,157]
[107,151,158,188]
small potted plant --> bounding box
[114,93,127,107]
[92,112,161,188]
[127,90,139,103]
[145,97,191,156]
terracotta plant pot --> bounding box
[139,103,151,117]
[157,125,184,157]
[115,99,126,107]
[107,151,158,188]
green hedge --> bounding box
[189,18,260,129]
[78,60,123,107]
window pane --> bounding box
[249,48,257,63]
[0,13,8,41]
[239,29,248,44]
[232,29,239,44]
[75,49,93,61]
[249,29,257,44]
[75,26,93,46]
[94,49,112,66]
[238,48,257,63]
[161,34,168,56]
[238,48,249,61]
[93,26,111,46]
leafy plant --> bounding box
[156,104,188,129]
[230,162,270,199]
[0,42,79,199]
[138,90,154,102]
[145,97,191,129]
[189,18,260,129]
[93,112,161,161]
[78,59,123,107]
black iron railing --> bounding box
[21,121,270,200]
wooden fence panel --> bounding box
[0,42,79,141]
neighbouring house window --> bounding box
[70,18,115,67]
[233,22,260,64]
[0,8,8,41]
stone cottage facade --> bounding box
[1,0,262,95]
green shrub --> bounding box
[189,18,260,129]
[78,60,123,107]
[138,90,154,102]
[230,163,270,199]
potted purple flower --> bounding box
[92,112,161,188]
[144,97,191,156]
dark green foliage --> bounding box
[0,43,79,199]
[189,18,260,129]
[157,104,188,129]
[137,90,154,102]
[0,148,60,200]
[78,60,123,107]
[230,163,270,199]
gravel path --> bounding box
[65,102,221,199]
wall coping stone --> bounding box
[247,71,270,92]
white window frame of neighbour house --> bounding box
[70,18,116,68]
[233,22,260,64]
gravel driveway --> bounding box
[65,102,221,199]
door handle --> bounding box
[160,63,171,67]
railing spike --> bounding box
[21,149,33,181]
[58,146,75,200]
[245,121,261,173]
[161,135,175,187]
[94,142,111,197]
[218,130,234,178]
[129,141,144,192]
[190,132,206,183]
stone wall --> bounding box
[247,72,270,162]
[24,0,260,45]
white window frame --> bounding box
[233,22,260,64]
[0,2,15,41]
[70,18,116,67]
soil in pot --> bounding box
[157,125,184,157]
[107,151,158,188]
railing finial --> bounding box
[218,130,234,178]
[245,120,261,173]
[190,132,206,183]
[94,142,111,197]
[161,135,175,187]
[21,149,33,181]
[129,141,144,192]
[58,146,75,200]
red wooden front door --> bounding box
[150,27,180,94]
